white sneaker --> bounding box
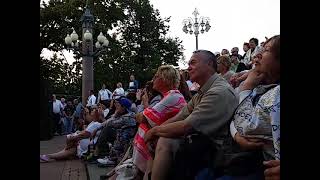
[97,157,115,165]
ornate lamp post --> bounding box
[182,8,211,50]
[64,0,109,105]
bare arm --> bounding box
[161,113,184,125]
[70,131,91,142]
[141,91,149,109]
[145,120,192,142]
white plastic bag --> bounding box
[115,158,138,180]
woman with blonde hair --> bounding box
[133,65,187,179]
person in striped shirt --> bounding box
[133,65,187,178]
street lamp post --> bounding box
[182,8,211,50]
[64,1,109,105]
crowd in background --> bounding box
[42,35,280,180]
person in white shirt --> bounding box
[52,94,64,135]
[60,98,67,109]
[113,82,125,99]
[40,107,102,162]
[241,42,251,66]
[128,74,139,93]
[60,97,68,134]
[87,90,97,108]
[245,38,262,69]
[97,84,112,104]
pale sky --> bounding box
[41,0,280,69]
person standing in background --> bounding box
[87,90,97,109]
[128,74,139,93]
[52,94,64,136]
[113,82,125,99]
[97,83,112,105]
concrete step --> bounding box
[61,159,87,180]
[40,136,88,180]
[85,162,114,180]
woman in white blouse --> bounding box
[230,35,280,180]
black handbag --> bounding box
[169,133,218,180]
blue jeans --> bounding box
[64,117,73,134]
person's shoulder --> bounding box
[264,84,280,98]
[208,78,236,95]
[167,90,184,97]
[161,90,183,101]
[210,75,228,87]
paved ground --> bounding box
[40,136,87,180]
[86,163,111,180]
[40,135,114,180]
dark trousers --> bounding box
[52,113,62,135]
[95,126,117,156]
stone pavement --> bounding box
[40,135,114,180]
[86,163,111,180]
[40,136,87,180]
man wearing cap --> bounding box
[91,97,136,166]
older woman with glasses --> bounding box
[229,35,280,180]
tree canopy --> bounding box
[40,0,184,96]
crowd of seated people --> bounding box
[42,35,280,180]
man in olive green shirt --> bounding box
[144,50,238,180]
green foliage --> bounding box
[40,0,184,95]
[40,53,81,95]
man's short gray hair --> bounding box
[192,50,217,71]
